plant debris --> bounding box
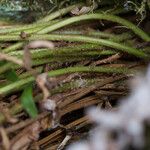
[0,1,149,150]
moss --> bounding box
[0,0,149,23]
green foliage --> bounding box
[21,83,38,118]
[123,0,148,23]
[4,69,19,82]
[0,0,149,23]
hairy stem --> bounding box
[0,34,146,58]
[37,13,150,41]
[0,66,130,95]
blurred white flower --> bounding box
[67,65,150,150]
[67,142,90,150]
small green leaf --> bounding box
[0,61,19,82]
[4,69,19,82]
[21,84,38,118]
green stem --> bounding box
[2,42,24,53]
[0,3,83,34]
[37,13,150,41]
[36,3,84,23]
[31,34,148,58]
[53,30,132,42]
[1,3,84,53]
[0,59,51,75]
[0,34,146,58]
[12,50,114,59]
[9,44,112,58]
[0,21,59,34]
[0,66,130,95]
[0,50,114,75]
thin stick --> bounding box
[91,53,121,65]
[57,135,72,150]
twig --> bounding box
[0,127,10,150]
[10,121,41,150]
[6,112,48,134]
[57,135,72,150]
[91,53,121,66]
[23,40,54,73]
[0,104,18,124]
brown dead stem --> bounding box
[0,103,18,124]
[36,73,50,100]
[6,112,48,134]
[57,134,72,150]
[10,121,41,150]
[35,116,90,149]
[9,94,99,150]
[0,127,10,150]
[59,75,126,108]
[91,53,121,66]
[0,75,127,149]
[23,40,54,72]
[9,113,52,150]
